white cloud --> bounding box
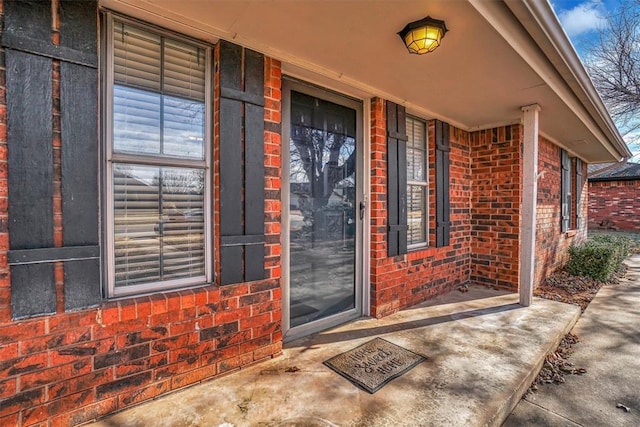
[557,1,606,37]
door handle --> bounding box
[359,201,366,220]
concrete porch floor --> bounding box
[88,286,580,427]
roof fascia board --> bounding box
[509,0,631,158]
[589,175,640,182]
[468,0,624,162]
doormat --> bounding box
[323,337,426,394]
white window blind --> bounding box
[113,165,205,287]
[406,116,428,246]
[112,21,206,159]
[107,16,210,295]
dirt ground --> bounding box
[535,230,640,312]
[527,230,640,391]
[533,268,627,312]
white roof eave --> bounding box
[470,0,630,161]
[517,0,631,158]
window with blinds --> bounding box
[106,15,211,296]
[406,116,428,247]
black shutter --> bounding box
[561,149,571,232]
[6,48,56,319]
[386,101,408,257]
[219,41,265,285]
[575,158,583,229]
[4,0,100,318]
[59,0,100,310]
[435,120,451,247]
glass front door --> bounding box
[283,80,362,339]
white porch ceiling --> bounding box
[102,0,628,163]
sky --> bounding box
[550,0,620,52]
[551,0,639,160]
[551,0,624,41]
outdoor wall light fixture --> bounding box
[398,16,448,54]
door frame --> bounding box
[281,77,368,342]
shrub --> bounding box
[566,235,631,281]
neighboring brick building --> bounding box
[588,162,640,231]
[0,1,631,425]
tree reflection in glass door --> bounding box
[288,91,356,327]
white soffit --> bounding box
[498,0,629,161]
[101,0,626,163]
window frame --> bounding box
[103,13,213,298]
[574,157,583,230]
[561,149,583,233]
[405,115,429,249]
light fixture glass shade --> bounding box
[398,16,448,55]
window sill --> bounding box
[408,244,429,252]
[107,281,216,301]
[565,230,578,238]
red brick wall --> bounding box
[534,137,587,287]
[588,179,640,231]
[369,98,471,317]
[469,126,522,290]
[0,31,283,426]
[0,1,11,327]
[368,106,551,314]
